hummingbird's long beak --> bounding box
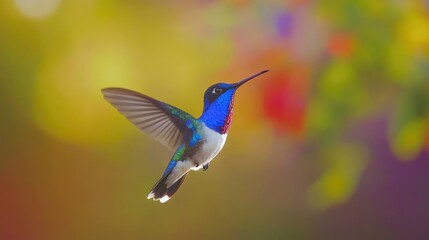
[233,70,269,88]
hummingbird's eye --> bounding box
[212,87,222,94]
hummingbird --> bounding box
[101,70,268,203]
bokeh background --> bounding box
[1,0,429,239]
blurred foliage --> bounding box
[1,0,429,239]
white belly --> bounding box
[165,125,227,187]
[192,124,227,170]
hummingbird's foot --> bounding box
[194,163,199,168]
[203,163,209,171]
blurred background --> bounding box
[1,0,429,239]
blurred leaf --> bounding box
[385,42,414,84]
[319,59,356,103]
[389,86,429,161]
[390,118,426,161]
[306,60,365,140]
[307,143,369,210]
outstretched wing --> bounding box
[102,88,195,150]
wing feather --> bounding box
[102,88,195,150]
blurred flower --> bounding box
[328,33,355,58]
[261,70,308,137]
[274,11,294,39]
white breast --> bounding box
[192,124,227,170]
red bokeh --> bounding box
[261,70,308,137]
[328,33,355,58]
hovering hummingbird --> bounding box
[102,70,268,203]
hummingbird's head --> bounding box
[200,70,269,133]
[202,70,269,112]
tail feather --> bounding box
[147,173,187,203]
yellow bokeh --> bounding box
[390,118,426,161]
[28,2,235,148]
[307,144,369,210]
[32,41,134,148]
[398,11,429,53]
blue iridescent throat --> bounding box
[199,88,235,134]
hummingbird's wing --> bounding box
[102,88,195,150]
